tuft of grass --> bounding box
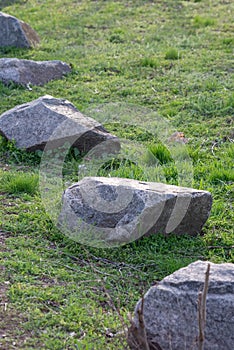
[109,34,125,43]
[98,158,146,181]
[147,143,173,165]
[194,16,216,27]
[163,164,178,185]
[140,57,159,68]
[209,167,234,184]
[203,78,220,92]
[0,171,38,195]
[222,37,233,46]
[165,48,181,60]
[227,144,234,158]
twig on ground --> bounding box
[127,295,163,350]
[207,245,234,250]
[62,250,157,274]
[137,297,150,350]
[58,251,115,277]
[101,284,129,340]
[211,141,219,158]
[127,296,149,350]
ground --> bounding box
[0,0,233,349]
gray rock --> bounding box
[0,95,120,152]
[0,58,71,86]
[0,12,40,48]
[129,260,234,350]
[59,177,212,247]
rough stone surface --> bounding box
[59,177,212,246]
[0,58,71,86]
[0,12,40,48]
[0,95,120,152]
[129,260,234,350]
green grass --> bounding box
[165,48,181,60]
[0,170,38,195]
[194,15,216,27]
[0,0,233,349]
[140,57,159,68]
[147,143,173,165]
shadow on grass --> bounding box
[0,0,27,10]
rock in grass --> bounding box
[128,260,234,350]
[59,177,212,247]
[0,95,120,152]
[0,58,71,86]
[0,12,40,48]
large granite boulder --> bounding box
[0,95,120,152]
[59,177,212,247]
[0,12,40,48]
[128,260,234,350]
[0,58,71,86]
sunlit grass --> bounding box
[0,0,233,348]
[0,170,38,194]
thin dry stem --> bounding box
[127,296,150,350]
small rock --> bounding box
[59,177,212,247]
[0,95,120,152]
[0,12,40,48]
[129,260,234,350]
[168,131,188,144]
[0,58,71,86]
